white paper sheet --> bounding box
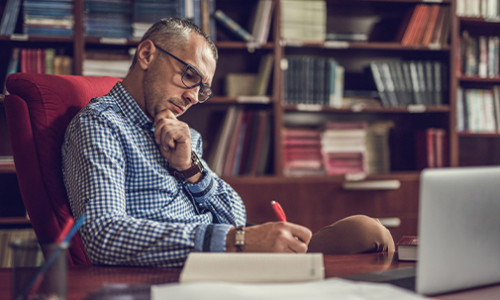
[151,278,429,300]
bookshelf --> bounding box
[0,0,494,243]
[455,1,500,166]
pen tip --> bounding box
[270,200,276,205]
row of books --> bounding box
[5,48,73,76]
[457,87,500,133]
[370,59,448,107]
[460,31,500,78]
[23,0,74,36]
[282,55,344,107]
[207,107,271,177]
[321,122,367,176]
[397,4,450,47]
[1,0,74,36]
[457,0,500,18]
[0,0,220,39]
[282,127,324,177]
[415,128,448,170]
[0,228,37,268]
[85,0,132,38]
[282,121,394,177]
[86,0,214,39]
[83,49,133,78]
[135,0,217,40]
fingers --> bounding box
[244,222,312,253]
[152,110,192,167]
[289,222,313,244]
[153,110,177,146]
[285,223,312,253]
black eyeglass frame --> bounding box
[153,43,213,103]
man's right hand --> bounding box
[226,222,312,253]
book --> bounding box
[421,5,440,46]
[179,253,325,283]
[225,73,258,97]
[249,0,274,45]
[370,61,391,107]
[207,106,240,175]
[397,235,418,261]
[247,110,270,175]
[415,128,435,169]
[0,0,22,35]
[214,9,254,42]
[254,54,274,96]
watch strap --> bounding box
[235,226,245,252]
[169,151,204,181]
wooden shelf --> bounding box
[84,36,140,46]
[328,0,450,3]
[459,132,500,138]
[459,76,500,84]
[0,162,15,173]
[0,217,30,226]
[209,96,272,104]
[0,34,73,43]
[459,16,500,25]
[224,171,420,185]
[283,104,450,114]
[216,41,274,50]
[282,40,450,51]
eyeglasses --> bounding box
[153,43,213,103]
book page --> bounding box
[179,253,324,283]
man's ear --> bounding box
[136,40,156,70]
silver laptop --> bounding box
[416,166,500,295]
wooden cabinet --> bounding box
[228,173,419,241]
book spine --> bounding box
[214,9,254,42]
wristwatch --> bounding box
[235,226,245,252]
[168,151,204,181]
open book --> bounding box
[179,253,324,283]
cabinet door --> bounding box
[229,175,419,241]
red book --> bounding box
[434,128,447,168]
[402,5,425,46]
[411,5,431,45]
[415,128,435,170]
[397,235,418,261]
[421,5,441,46]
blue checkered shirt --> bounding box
[62,82,246,267]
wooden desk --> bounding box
[1,253,499,300]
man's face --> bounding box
[142,34,216,119]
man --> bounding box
[62,18,393,267]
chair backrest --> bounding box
[4,73,121,266]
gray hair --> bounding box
[131,17,218,66]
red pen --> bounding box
[56,217,75,243]
[271,200,287,222]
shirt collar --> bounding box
[110,81,153,130]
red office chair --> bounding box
[4,73,121,266]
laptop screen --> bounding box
[416,166,500,295]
